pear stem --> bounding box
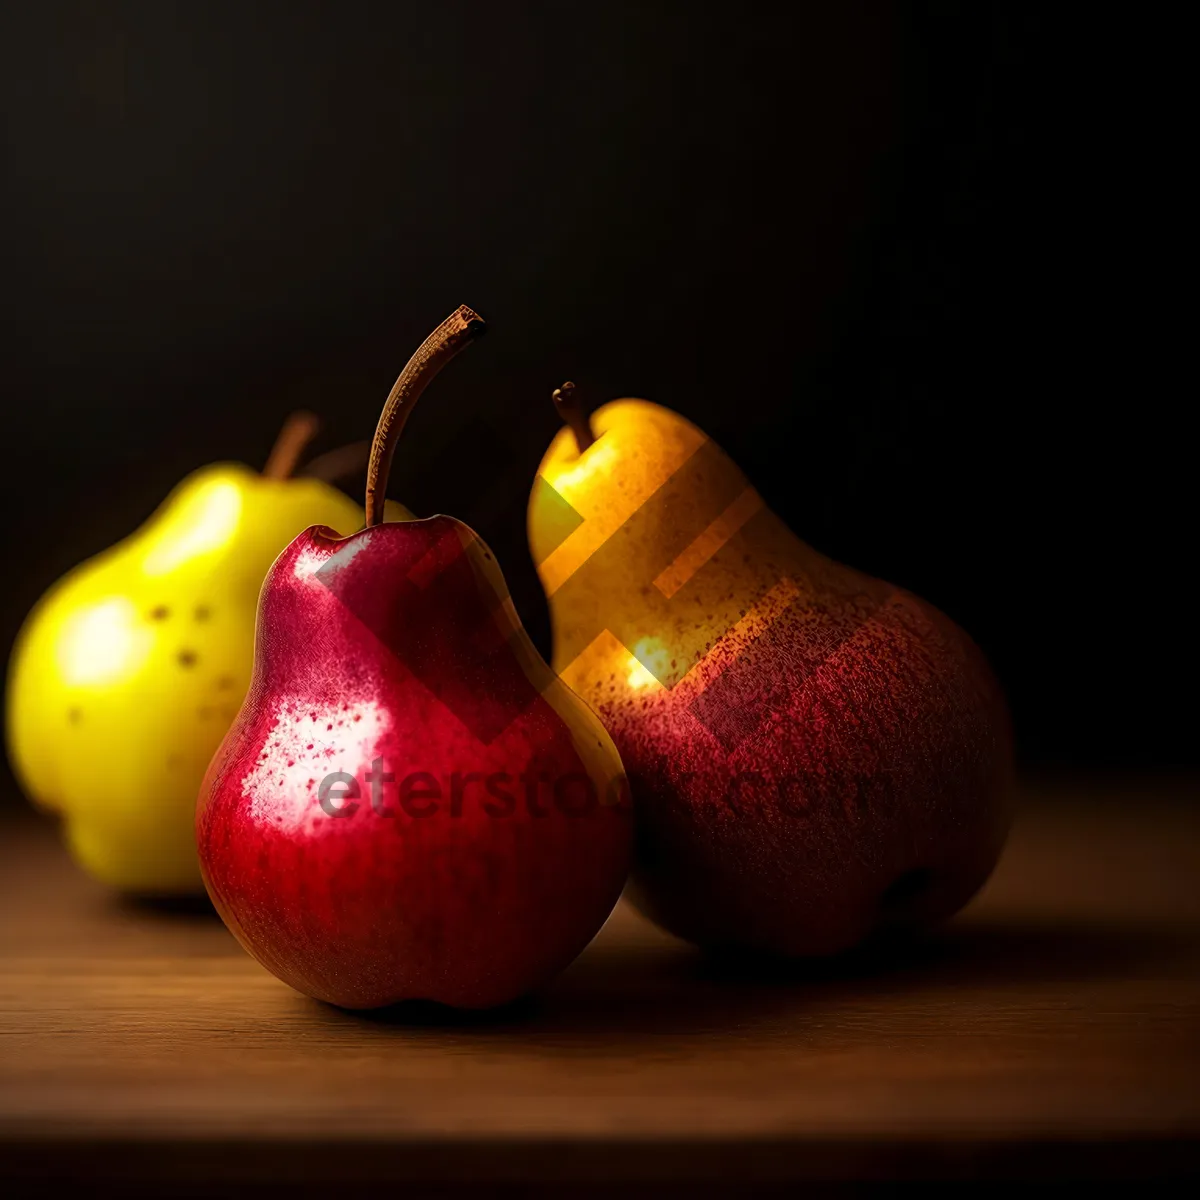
[553,381,595,454]
[263,411,321,480]
[364,305,486,528]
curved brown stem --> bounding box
[364,305,486,527]
[300,440,372,484]
[263,411,321,479]
[553,381,595,454]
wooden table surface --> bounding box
[1,778,1198,1190]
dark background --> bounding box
[0,1,1187,802]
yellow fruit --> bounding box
[6,456,408,894]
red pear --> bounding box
[197,310,631,1009]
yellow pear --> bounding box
[529,385,1013,957]
[6,415,409,894]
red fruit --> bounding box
[197,310,631,1008]
[615,580,1014,956]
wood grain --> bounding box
[1,778,1199,1188]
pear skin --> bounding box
[197,516,632,1008]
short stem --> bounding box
[364,305,486,527]
[263,411,321,479]
[553,381,595,454]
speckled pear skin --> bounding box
[615,560,1013,957]
[530,400,1014,958]
[197,516,632,1010]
